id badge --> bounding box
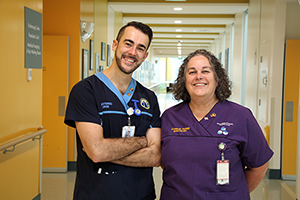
[122,126,135,137]
[217,160,229,185]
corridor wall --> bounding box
[0,0,43,199]
[241,0,286,178]
[43,0,80,168]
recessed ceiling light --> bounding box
[177,47,182,49]
[173,7,182,11]
[177,43,182,46]
[175,29,182,32]
[176,35,182,38]
[174,20,182,24]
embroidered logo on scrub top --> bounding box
[101,102,112,109]
[216,122,233,136]
[217,127,228,135]
[140,98,150,109]
[217,122,233,126]
[171,127,190,133]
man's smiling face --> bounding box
[113,26,149,75]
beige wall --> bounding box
[93,0,108,71]
[114,11,124,38]
[286,2,300,39]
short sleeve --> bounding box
[64,80,102,128]
[149,93,161,128]
[240,109,274,168]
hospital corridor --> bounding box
[1,0,300,199]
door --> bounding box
[42,35,69,172]
[282,39,300,180]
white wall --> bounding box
[231,12,244,104]
[159,57,167,83]
[225,24,233,84]
[245,0,260,114]
[230,0,287,171]
[267,0,286,170]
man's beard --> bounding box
[115,52,141,75]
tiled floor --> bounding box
[41,92,296,200]
[41,167,296,200]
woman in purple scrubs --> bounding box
[160,49,273,200]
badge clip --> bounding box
[217,142,229,185]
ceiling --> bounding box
[108,0,249,58]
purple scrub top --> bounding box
[161,100,273,200]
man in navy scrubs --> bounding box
[65,21,161,200]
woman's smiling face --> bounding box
[185,55,218,101]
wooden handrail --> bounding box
[0,128,47,153]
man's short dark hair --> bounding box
[116,21,153,50]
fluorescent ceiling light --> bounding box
[175,29,182,32]
[173,7,182,11]
[174,20,182,24]
[176,35,182,38]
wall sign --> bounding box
[24,7,42,69]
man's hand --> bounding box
[75,121,149,163]
[112,127,161,167]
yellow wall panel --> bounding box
[43,0,80,162]
[0,0,43,141]
[282,39,300,176]
[0,0,43,199]
[0,138,40,199]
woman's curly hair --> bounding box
[172,49,232,102]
